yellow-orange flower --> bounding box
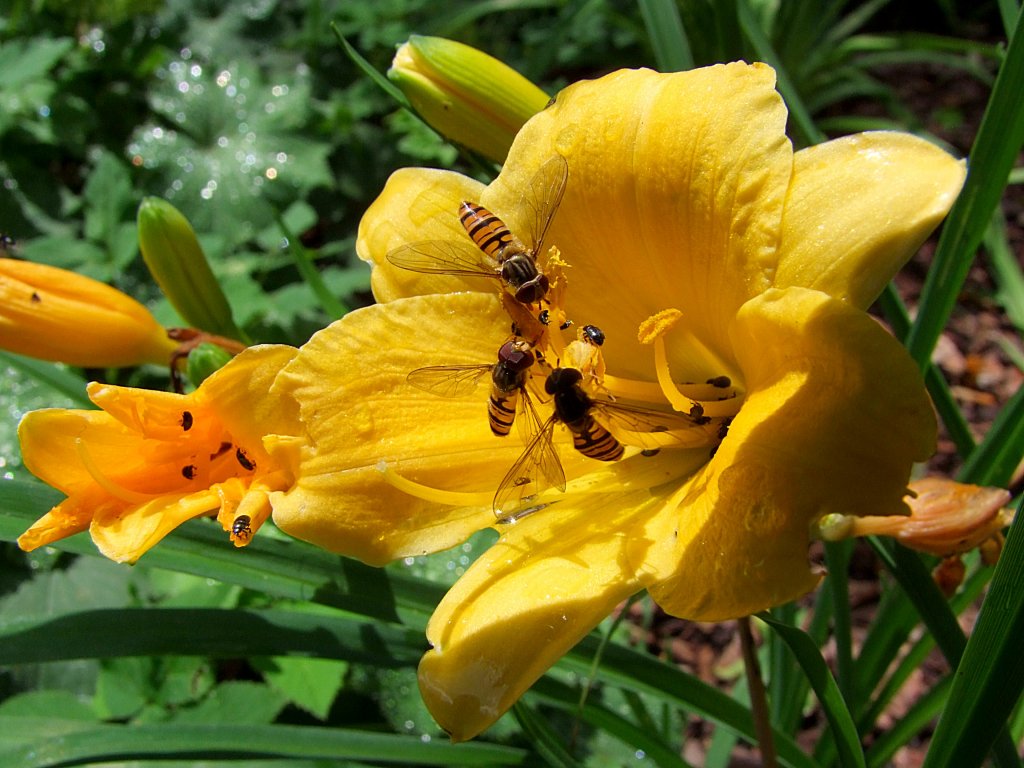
[0,258,177,367]
[18,345,300,562]
[270,64,966,739]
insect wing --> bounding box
[407,364,492,398]
[592,401,710,450]
[521,155,568,257]
[493,414,566,519]
[386,239,500,278]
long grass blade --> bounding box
[512,699,582,768]
[985,207,1024,331]
[904,9,1024,367]
[638,0,694,71]
[920,500,1024,768]
[0,723,526,768]
[957,379,1024,486]
[0,607,425,667]
[0,352,92,408]
[760,614,867,768]
[866,675,952,768]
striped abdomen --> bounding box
[459,202,515,262]
[488,390,520,436]
[567,416,625,461]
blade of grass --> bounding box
[530,677,691,768]
[824,541,855,706]
[275,212,348,319]
[736,0,825,147]
[760,614,866,768]
[905,8,1024,368]
[856,562,990,732]
[0,607,425,667]
[0,723,526,768]
[866,675,952,768]
[920,499,1024,768]
[565,638,819,768]
[638,0,694,71]
[957,379,1024,486]
[512,699,582,768]
[871,538,1022,768]
[985,207,1024,331]
[0,351,93,408]
[331,25,411,109]
[0,479,442,629]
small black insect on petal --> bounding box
[181,464,197,480]
[235,447,256,471]
[180,411,194,431]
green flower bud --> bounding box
[137,198,243,340]
[186,341,235,386]
[388,35,549,164]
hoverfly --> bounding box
[493,328,714,523]
[406,338,542,438]
[386,155,568,305]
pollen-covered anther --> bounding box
[637,308,739,420]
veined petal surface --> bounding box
[642,287,935,619]
[776,132,966,308]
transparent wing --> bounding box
[522,154,568,256]
[592,400,712,450]
[386,240,500,278]
[406,364,492,398]
[493,414,566,519]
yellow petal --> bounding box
[419,488,663,741]
[484,64,793,380]
[90,487,222,563]
[775,132,966,309]
[270,291,593,564]
[198,344,300,451]
[0,258,176,367]
[356,168,488,302]
[642,287,935,619]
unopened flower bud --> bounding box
[137,197,243,341]
[388,35,549,163]
[0,258,176,367]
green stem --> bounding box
[738,616,778,768]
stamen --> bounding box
[379,462,493,507]
[637,309,745,419]
[75,438,154,504]
[638,309,702,414]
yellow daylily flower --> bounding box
[389,35,550,164]
[0,258,177,367]
[17,345,300,562]
[273,63,966,740]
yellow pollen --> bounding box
[637,309,703,414]
[75,438,154,504]
[378,462,493,507]
[637,308,683,344]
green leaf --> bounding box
[253,656,347,720]
[171,681,286,725]
[760,614,866,768]
[512,699,582,768]
[638,0,695,72]
[0,723,527,767]
[921,502,1024,768]
[0,691,97,752]
[905,9,1024,366]
[0,607,426,667]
